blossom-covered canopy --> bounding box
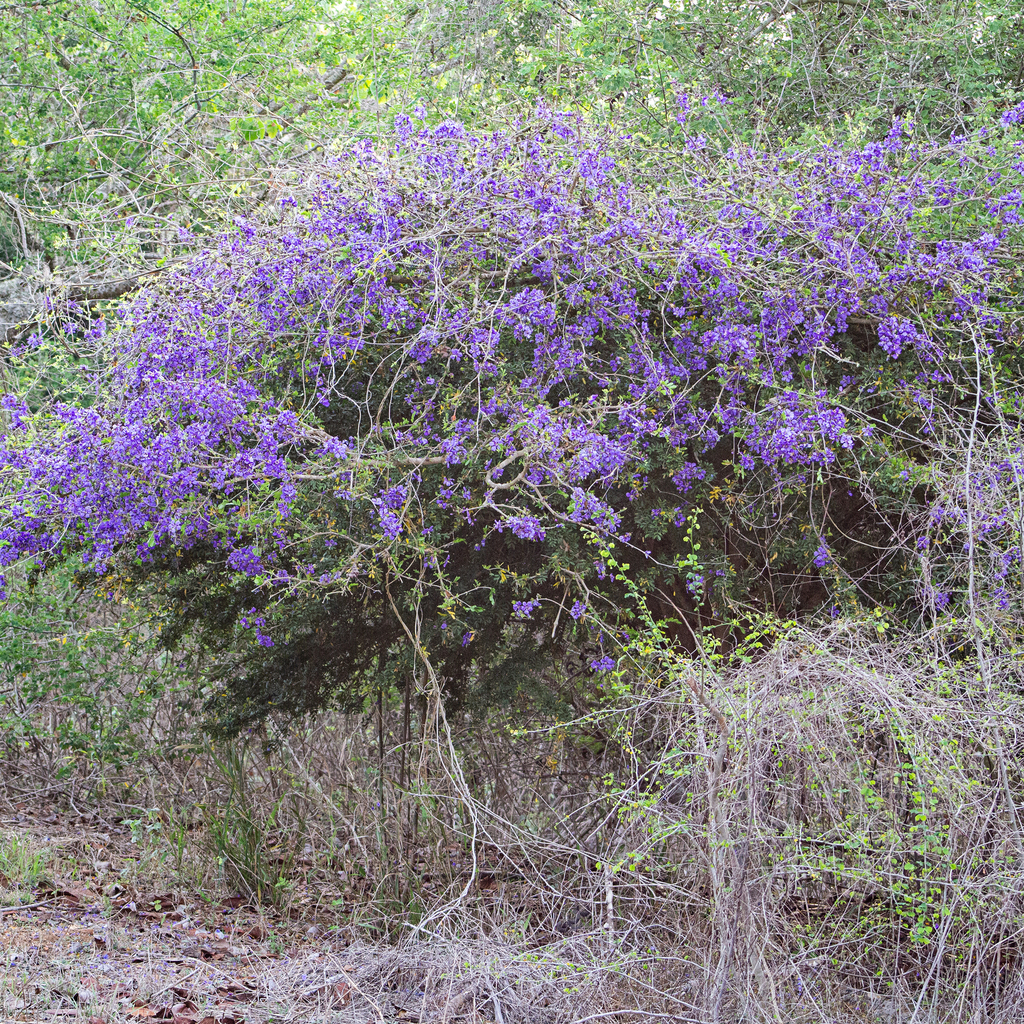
[2,100,1023,721]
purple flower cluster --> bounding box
[0,100,1021,629]
[512,599,542,619]
[877,317,924,360]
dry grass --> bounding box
[3,619,1024,1022]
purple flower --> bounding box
[813,540,831,568]
[512,598,541,619]
[1001,100,1024,127]
[227,546,264,576]
[498,514,546,541]
[877,316,923,360]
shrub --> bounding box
[2,98,1023,726]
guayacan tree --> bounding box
[2,97,1023,729]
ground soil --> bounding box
[0,803,606,1024]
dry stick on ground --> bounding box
[0,899,54,915]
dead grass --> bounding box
[3,621,1024,1022]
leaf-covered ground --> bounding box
[1,806,364,1023]
[0,805,689,1024]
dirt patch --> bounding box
[0,807,671,1024]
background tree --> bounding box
[4,0,1020,314]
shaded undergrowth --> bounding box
[3,618,1024,1022]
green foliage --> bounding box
[0,565,194,771]
[0,0,372,281]
[2,0,1020,293]
[0,833,50,892]
[136,508,579,733]
[364,0,1023,140]
[202,743,300,905]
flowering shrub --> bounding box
[2,100,1022,723]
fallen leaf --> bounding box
[302,980,352,1008]
[216,982,255,1003]
[38,879,91,906]
[127,1007,158,1018]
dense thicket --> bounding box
[1,96,1023,727]
[4,7,1024,1020]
